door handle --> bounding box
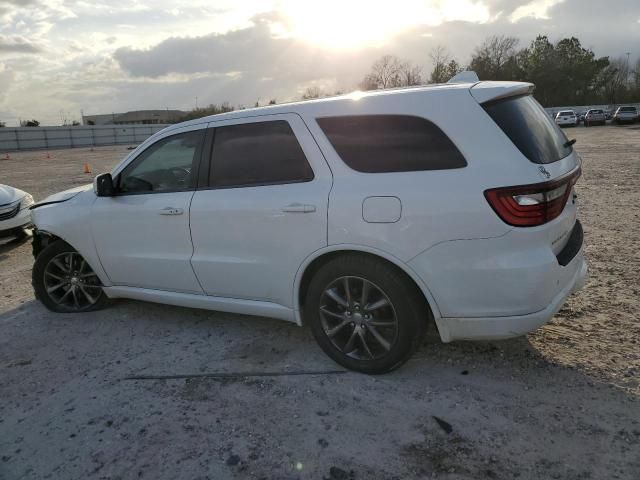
[281,203,316,213]
[159,207,184,215]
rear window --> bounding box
[316,115,467,173]
[558,111,574,116]
[483,95,573,165]
[589,110,603,114]
[619,106,637,112]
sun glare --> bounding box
[279,0,489,50]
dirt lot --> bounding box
[1,127,639,480]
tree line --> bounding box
[4,34,638,127]
[301,35,639,108]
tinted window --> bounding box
[316,115,467,173]
[558,111,574,116]
[119,130,204,193]
[590,110,603,114]
[620,107,637,112]
[209,121,314,188]
[484,95,572,165]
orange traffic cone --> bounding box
[83,163,91,174]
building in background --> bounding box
[82,110,186,126]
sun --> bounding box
[278,0,490,50]
[279,0,431,50]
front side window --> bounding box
[316,115,467,173]
[209,120,314,188]
[119,130,204,193]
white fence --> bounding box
[0,125,168,152]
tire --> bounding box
[304,255,426,374]
[33,240,110,313]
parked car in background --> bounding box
[29,80,587,373]
[577,112,586,125]
[584,109,606,126]
[605,111,613,121]
[555,110,578,127]
[613,106,638,124]
[0,184,34,244]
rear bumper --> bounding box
[556,119,576,126]
[409,217,588,342]
[441,252,587,341]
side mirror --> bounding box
[94,173,115,197]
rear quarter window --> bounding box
[483,95,573,165]
[316,115,467,173]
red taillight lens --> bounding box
[484,167,581,227]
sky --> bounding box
[0,0,638,126]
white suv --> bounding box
[30,81,587,373]
[554,110,578,127]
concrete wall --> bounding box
[0,125,168,152]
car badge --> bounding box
[538,166,551,179]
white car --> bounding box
[30,80,587,373]
[555,110,578,127]
[0,184,33,243]
[613,106,638,124]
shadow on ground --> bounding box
[1,298,638,479]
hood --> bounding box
[0,184,27,206]
[31,184,92,209]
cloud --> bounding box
[0,0,639,126]
[0,34,42,54]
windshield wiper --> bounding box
[564,138,576,148]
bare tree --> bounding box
[602,57,631,104]
[361,55,423,90]
[399,61,423,86]
[428,46,463,83]
[301,86,324,100]
[469,35,520,80]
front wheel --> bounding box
[33,241,110,313]
[304,255,426,374]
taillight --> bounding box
[484,167,581,227]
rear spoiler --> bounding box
[470,81,535,104]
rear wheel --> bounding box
[304,255,426,374]
[33,241,109,313]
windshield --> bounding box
[483,95,573,165]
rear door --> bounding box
[189,114,332,308]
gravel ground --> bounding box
[1,127,639,480]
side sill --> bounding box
[103,286,296,324]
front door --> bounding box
[189,114,332,308]
[91,126,206,294]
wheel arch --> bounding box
[33,224,112,287]
[293,245,449,341]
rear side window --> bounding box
[316,115,467,173]
[483,95,572,165]
[209,120,314,188]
